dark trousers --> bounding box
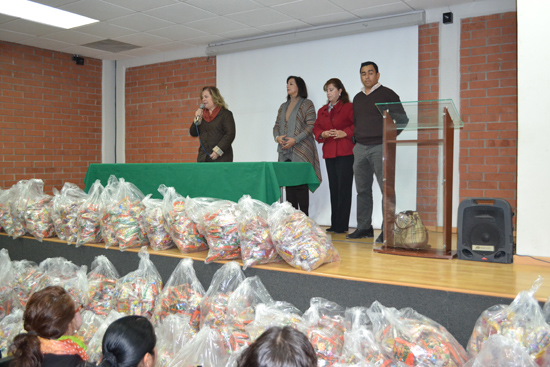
[286,184,309,216]
[326,154,354,232]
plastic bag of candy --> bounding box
[159,185,208,254]
[224,276,274,352]
[115,247,162,318]
[0,250,23,322]
[166,326,229,367]
[140,194,174,251]
[237,195,282,269]
[99,175,120,248]
[38,257,89,307]
[463,334,538,367]
[368,301,469,367]
[11,260,47,307]
[76,179,104,247]
[467,276,550,366]
[155,313,196,367]
[104,177,149,251]
[52,182,88,245]
[152,258,205,333]
[1,181,29,239]
[200,261,245,330]
[300,297,347,367]
[268,201,340,271]
[87,255,119,315]
[246,301,304,342]
[19,179,55,241]
[543,296,550,325]
[0,308,24,357]
[86,309,126,363]
[187,197,241,263]
[76,310,106,345]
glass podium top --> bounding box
[375,99,463,130]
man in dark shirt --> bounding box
[346,61,408,243]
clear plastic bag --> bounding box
[467,276,550,365]
[87,255,120,315]
[155,314,197,367]
[245,301,304,342]
[0,186,26,238]
[224,276,274,352]
[159,185,208,253]
[76,179,104,247]
[166,326,229,367]
[0,308,24,357]
[20,179,55,241]
[11,259,46,307]
[141,194,174,251]
[463,334,538,367]
[76,310,106,345]
[38,257,89,306]
[152,258,205,333]
[51,182,88,245]
[0,249,23,321]
[302,297,347,367]
[3,181,29,239]
[368,301,469,367]
[187,197,241,263]
[237,195,282,269]
[200,261,245,329]
[104,178,149,251]
[86,309,126,363]
[115,247,162,318]
[99,175,120,248]
[268,201,340,271]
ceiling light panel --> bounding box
[0,0,98,28]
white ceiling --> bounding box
[0,0,484,61]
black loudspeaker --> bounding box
[457,198,514,263]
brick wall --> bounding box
[125,57,216,163]
[416,23,440,227]
[460,12,517,212]
[0,41,102,193]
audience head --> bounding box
[200,86,228,110]
[323,78,350,104]
[286,76,308,100]
[99,315,156,367]
[237,326,317,367]
[10,286,81,367]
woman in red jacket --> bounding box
[313,78,354,234]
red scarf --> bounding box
[202,106,221,122]
[39,336,89,361]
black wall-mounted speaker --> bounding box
[457,198,514,263]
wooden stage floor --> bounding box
[2,229,550,303]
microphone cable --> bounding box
[194,104,213,159]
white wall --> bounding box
[517,0,550,257]
[217,28,418,227]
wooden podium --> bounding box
[373,100,463,259]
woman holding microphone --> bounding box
[313,78,354,234]
[190,86,236,162]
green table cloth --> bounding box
[83,162,320,204]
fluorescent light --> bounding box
[0,0,98,29]
[206,11,425,56]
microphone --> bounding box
[194,104,205,123]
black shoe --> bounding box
[326,227,335,233]
[375,231,384,244]
[346,227,374,239]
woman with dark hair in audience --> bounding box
[313,78,355,234]
[237,326,317,367]
[97,315,156,367]
[10,286,88,367]
[273,76,322,215]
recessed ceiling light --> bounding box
[0,0,99,29]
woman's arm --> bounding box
[213,109,236,155]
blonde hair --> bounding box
[201,86,228,109]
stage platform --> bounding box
[1,230,549,348]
